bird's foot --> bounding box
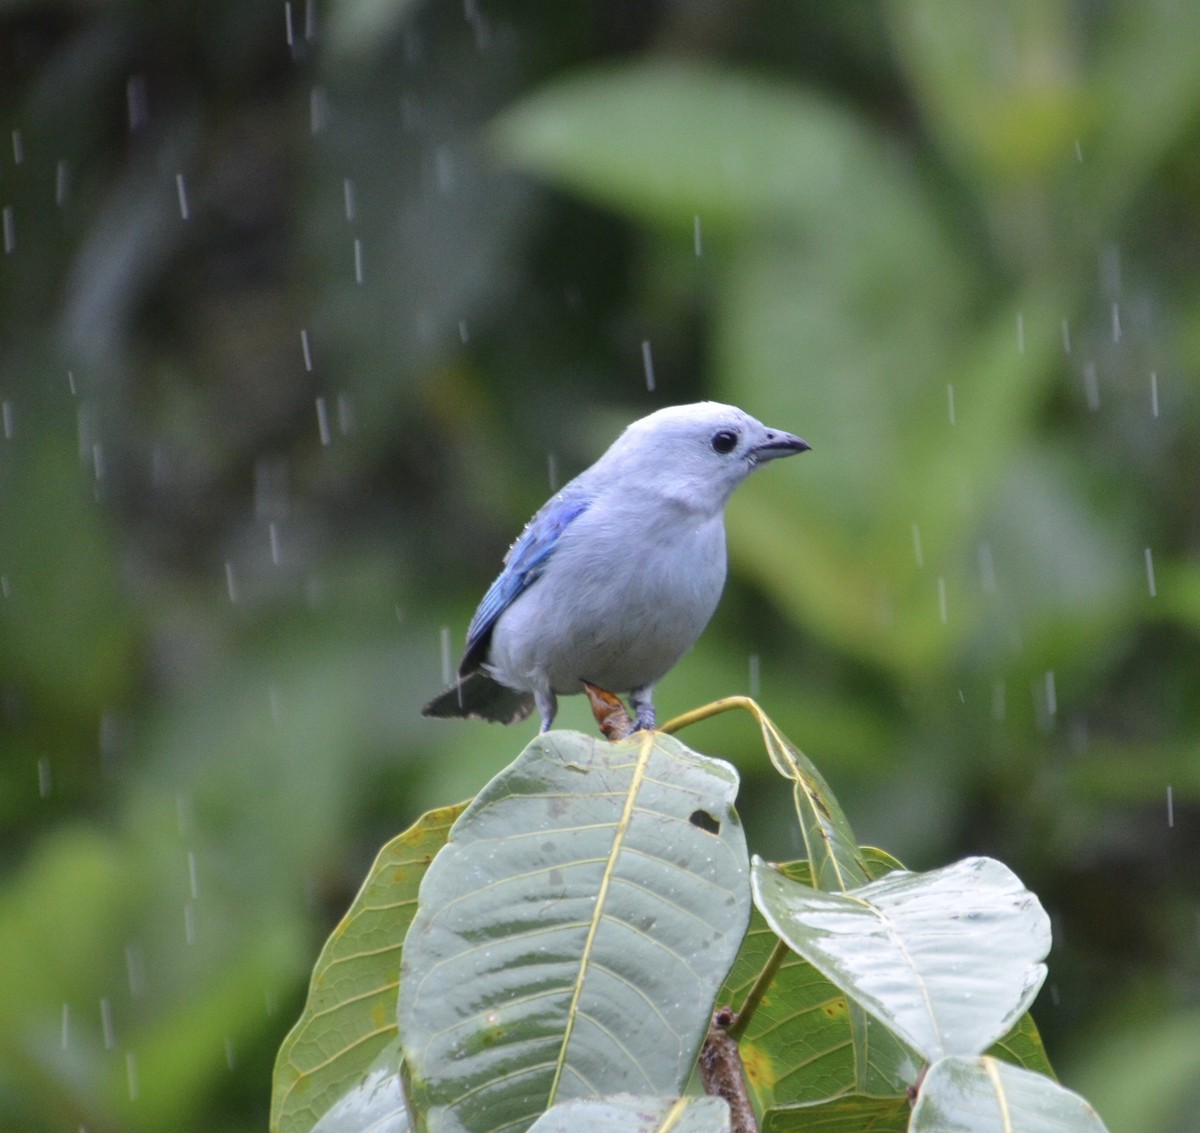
[629,686,657,732]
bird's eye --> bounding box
[710,429,738,454]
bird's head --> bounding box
[602,402,810,513]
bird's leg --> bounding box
[535,688,558,733]
[629,685,657,732]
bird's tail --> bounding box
[422,671,535,725]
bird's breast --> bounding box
[488,506,728,696]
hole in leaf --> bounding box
[689,809,720,835]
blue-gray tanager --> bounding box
[423,402,809,732]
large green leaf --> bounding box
[399,729,751,1133]
[751,857,1050,1062]
[717,853,917,1111]
[489,60,886,234]
[272,805,466,1133]
[527,1095,730,1133]
[910,1056,1110,1133]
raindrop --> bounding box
[1144,546,1157,597]
[315,396,331,445]
[225,560,238,603]
[458,318,469,343]
[439,626,453,685]
[284,1,296,48]
[434,146,455,192]
[342,177,356,221]
[126,74,149,131]
[1111,302,1121,344]
[1082,362,1100,411]
[310,86,329,134]
[1167,784,1174,829]
[55,159,70,207]
[3,205,15,254]
[977,541,996,594]
[1015,312,1025,354]
[11,129,23,164]
[187,849,199,900]
[61,1003,70,1050]
[175,173,189,220]
[37,757,52,798]
[126,1051,139,1102]
[300,328,313,371]
[937,576,947,624]
[224,1035,237,1070]
[337,393,354,435]
[269,522,281,565]
[1073,140,1083,162]
[547,452,559,492]
[125,944,146,997]
[641,340,656,392]
[911,524,924,568]
[100,997,115,1049]
[100,712,121,773]
[693,214,703,257]
[748,653,760,699]
[1150,371,1159,418]
[353,238,364,284]
[92,442,105,481]
[304,0,316,40]
[1061,318,1071,355]
[0,576,9,598]
[67,369,77,395]
[2,399,13,438]
[946,383,956,425]
[1044,670,1057,717]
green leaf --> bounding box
[720,853,918,1111]
[527,1094,731,1133]
[489,59,887,233]
[272,804,466,1133]
[399,729,751,1133]
[761,1094,910,1133]
[746,700,870,892]
[751,857,1050,1062]
[309,1039,409,1133]
[910,1056,1110,1133]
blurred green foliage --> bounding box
[0,2,1197,1130]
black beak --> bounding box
[753,429,811,462]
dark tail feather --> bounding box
[422,671,535,725]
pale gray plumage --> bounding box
[423,402,809,732]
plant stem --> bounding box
[727,938,790,1042]
[659,696,758,735]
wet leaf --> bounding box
[271,805,466,1133]
[752,856,1050,1062]
[399,729,751,1133]
[910,1055,1110,1132]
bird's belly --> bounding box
[488,524,726,696]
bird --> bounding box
[422,402,810,733]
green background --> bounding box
[1,3,1197,1130]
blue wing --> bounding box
[459,490,591,673]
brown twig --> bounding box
[699,1007,758,1133]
